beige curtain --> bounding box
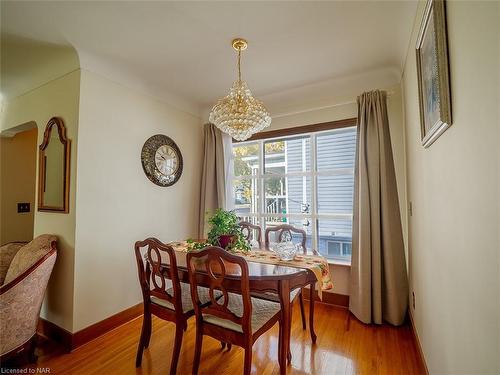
[198,123,227,237]
[349,90,409,326]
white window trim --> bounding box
[233,169,354,178]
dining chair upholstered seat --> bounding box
[251,288,301,304]
[203,293,281,334]
[151,282,220,313]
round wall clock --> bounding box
[141,134,183,187]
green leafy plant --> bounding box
[207,209,238,244]
[186,238,210,251]
[187,209,250,253]
[227,232,251,253]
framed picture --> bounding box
[416,0,452,148]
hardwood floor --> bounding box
[26,302,426,374]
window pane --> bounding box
[327,242,341,256]
[233,178,259,216]
[343,242,352,256]
[263,140,285,174]
[317,218,352,259]
[233,142,259,176]
[316,127,356,171]
[286,176,312,214]
[264,176,311,215]
[264,137,310,174]
[317,174,354,214]
[264,176,286,215]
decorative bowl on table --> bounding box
[271,241,298,261]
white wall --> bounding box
[73,69,202,331]
[0,70,80,332]
[402,1,499,373]
[0,34,79,101]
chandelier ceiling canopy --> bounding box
[209,38,271,141]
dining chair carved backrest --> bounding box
[187,246,281,375]
[136,238,183,312]
[188,246,251,333]
[238,221,262,248]
[265,224,318,254]
[134,238,190,375]
[263,224,318,339]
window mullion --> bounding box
[258,140,265,234]
[311,133,318,252]
[284,141,289,221]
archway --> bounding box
[0,121,38,245]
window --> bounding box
[327,240,352,258]
[231,120,357,262]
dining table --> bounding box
[164,241,333,375]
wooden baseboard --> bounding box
[37,318,73,352]
[72,303,143,349]
[302,288,349,308]
[408,311,429,375]
[37,303,143,351]
[38,291,347,352]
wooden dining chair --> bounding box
[264,224,318,254]
[134,238,221,375]
[264,224,319,335]
[238,221,262,248]
[187,246,282,375]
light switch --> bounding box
[17,203,30,213]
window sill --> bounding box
[326,258,351,267]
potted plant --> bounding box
[207,209,239,248]
[186,209,250,252]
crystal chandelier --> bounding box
[209,38,271,141]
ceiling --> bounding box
[1,1,418,116]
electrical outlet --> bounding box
[412,291,416,309]
[17,203,30,213]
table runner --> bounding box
[169,241,333,300]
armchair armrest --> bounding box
[0,246,56,295]
[0,249,57,356]
[0,242,27,285]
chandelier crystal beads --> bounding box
[209,38,271,141]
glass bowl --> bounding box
[272,241,298,261]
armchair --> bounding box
[0,235,57,363]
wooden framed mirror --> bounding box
[38,117,71,213]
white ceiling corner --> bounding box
[1,1,418,119]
